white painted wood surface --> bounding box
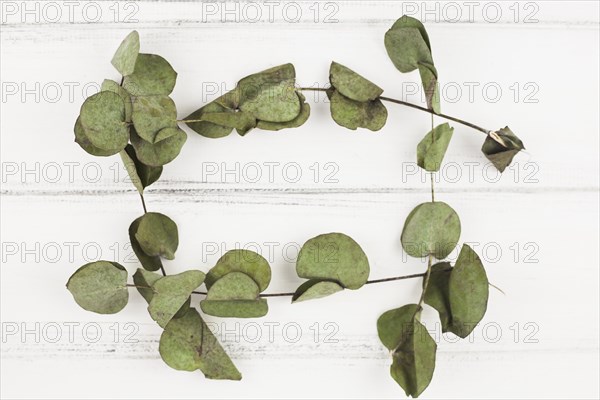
[1,1,598,398]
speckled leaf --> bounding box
[329,90,387,131]
[148,270,205,328]
[185,101,234,139]
[66,261,128,314]
[256,92,310,131]
[423,262,453,329]
[418,63,440,113]
[329,62,383,102]
[385,27,433,73]
[111,31,139,76]
[291,279,344,303]
[133,269,190,319]
[131,95,177,143]
[129,216,163,272]
[390,16,431,50]
[201,111,257,133]
[237,63,296,102]
[482,127,525,173]
[417,123,454,172]
[401,202,461,259]
[134,212,179,260]
[74,117,117,157]
[296,232,370,290]
[448,244,489,338]
[130,127,186,167]
[385,15,433,74]
[101,79,133,121]
[200,299,268,318]
[159,307,242,380]
[123,53,177,96]
[79,91,129,152]
[120,144,162,194]
[205,250,271,292]
[239,80,300,123]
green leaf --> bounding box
[418,63,440,113]
[423,262,453,330]
[391,319,437,398]
[129,216,164,272]
[185,101,234,139]
[111,31,140,76]
[101,79,133,122]
[148,270,205,328]
[482,127,525,173]
[329,62,383,102]
[130,127,187,167]
[377,304,420,351]
[74,117,117,157]
[201,111,257,133]
[200,272,268,318]
[296,232,370,290]
[390,16,431,51]
[123,53,177,96]
[385,17,433,73]
[417,123,454,172]
[132,268,161,303]
[329,90,387,131]
[448,244,489,338]
[291,279,344,303]
[256,92,310,131]
[238,80,300,123]
[237,63,296,103]
[120,144,162,194]
[66,261,128,314]
[205,249,271,292]
[159,307,242,380]
[401,202,461,259]
[79,91,129,152]
[134,212,179,260]
[133,269,191,319]
[377,304,436,398]
[131,95,177,143]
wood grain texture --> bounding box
[1,1,598,399]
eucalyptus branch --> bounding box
[298,87,490,135]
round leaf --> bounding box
[256,92,311,131]
[384,27,433,73]
[206,272,260,301]
[291,279,344,303]
[448,244,489,338]
[200,299,268,318]
[130,127,187,167]
[74,117,117,157]
[159,307,242,380]
[185,101,234,139]
[120,144,163,194]
[205,249,271,292]
[111,30,140,76]
[66,261,128,314]
[422,262,453,330]
[79,91,129,151]
[238,80,300,123]
[134,212,179,260]
[417,123,454,172]
[329,90,387,131]
[129,216,164,272]
[148,270,205,328]
[401,202,461,259]
[131,95,177,143]
[101,79,133,122]
[123,53,177,96]
[329,62,383,102]
[296,232,370,290]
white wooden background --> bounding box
[1,1,599,398]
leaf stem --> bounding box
[190,271,435,298]
[139,193,148,214]
[297,87,490,135]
